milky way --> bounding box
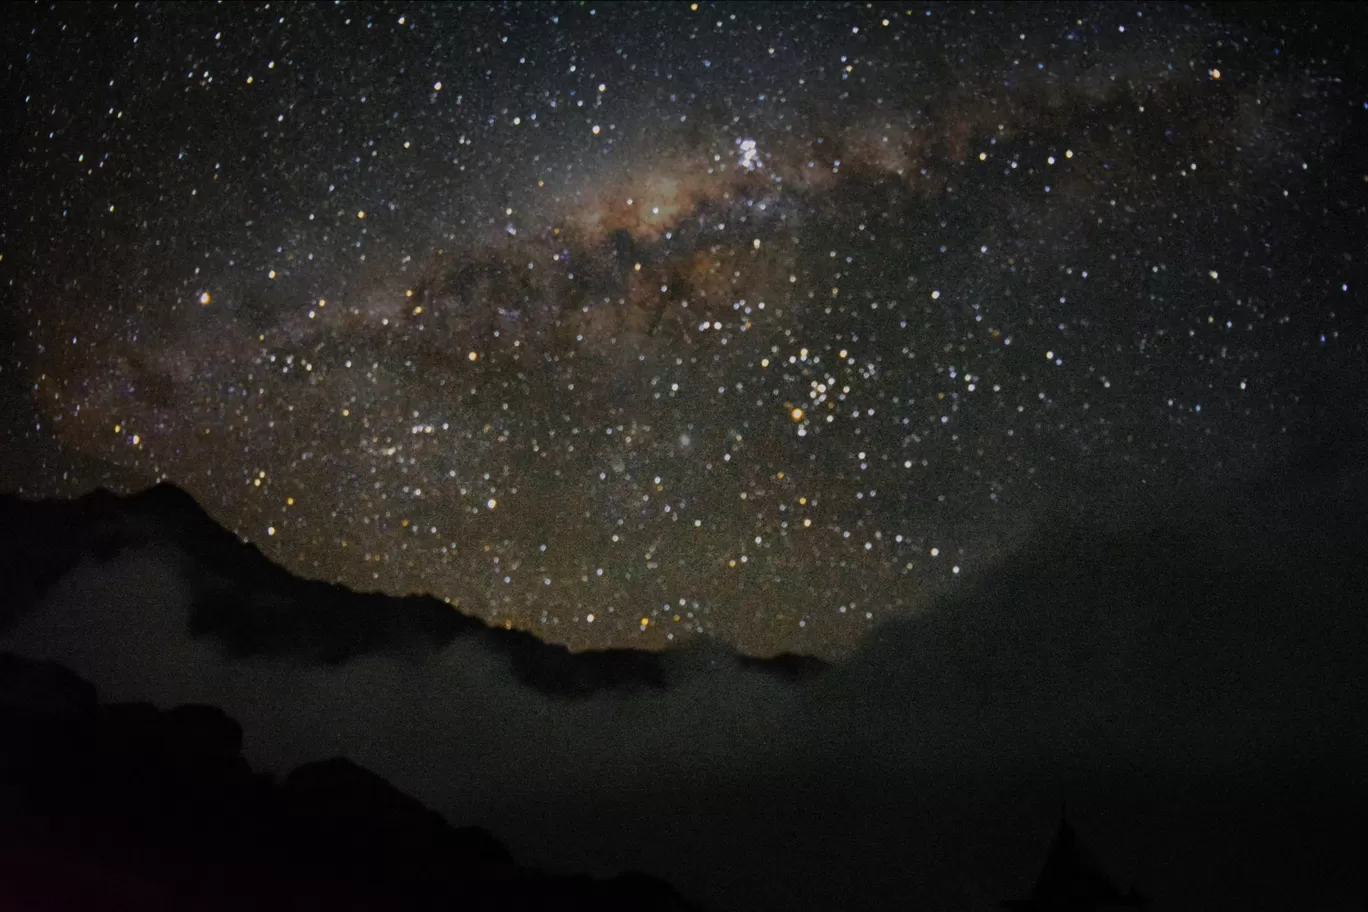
[3,2,1362,657]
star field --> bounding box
[3,2,1363,657]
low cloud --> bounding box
[3,454,1367,910]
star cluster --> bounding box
[3,2,1361,657]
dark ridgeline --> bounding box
[4,458,1367,909]
[1001,806,1147,910]
[0,651,701,911]
[0,483,827,695]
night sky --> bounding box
[3,1,1363,658]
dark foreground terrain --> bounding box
[2,468,1367,909]
[0,651,700,911]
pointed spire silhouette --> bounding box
[1001,805,1147,910]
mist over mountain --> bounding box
[1,481,825,696]
[3,438,1367,910]
[0,652,700,911]
[6,2,1368,908]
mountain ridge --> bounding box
[0,483,829,696]
[0,650,702,911]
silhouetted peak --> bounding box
[1002,811,1146,909]
[123,482,239,544]
[124,481,199,512]
[287,755,395,795]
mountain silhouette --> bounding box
[4,446,1368,910]
[0,483,825,695]
[0,650,702,911]
[1001,807,1148,910]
